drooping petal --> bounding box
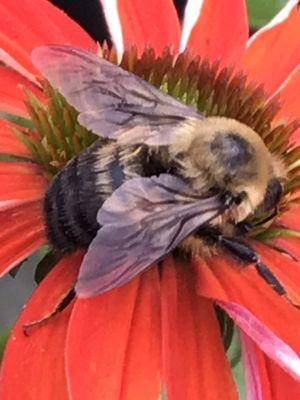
[181,0,248,68]
[241,336,300,400]
[219,301,300,381]
[161,258,238,400]
[0,0,94,76]
[195,248,300,355]
[0,66,43,116]
[0,252,83,400]
[243,0,300,95]
[0,201,46,277]
[0,161,47,207]
[66,268,161,400]
[101,0,180,56]
[0,119,32,156]
[240,331,271,400]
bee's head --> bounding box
[171,117,286,222]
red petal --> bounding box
[274,65,300,119]
[0,252,83,400]
[0,0,94,75]
[0,66,43,115]
[277,204,300,231]
[117,0,180,55]
[195,246,300,355]
[0,201,46,277]
[183,0,248,68]
[272,236,300,262]
[0,119,31,156]
[252,243,300,314]
[263,242,300,294]
[0,161,47,206]
[243,2,300,95]
[271,66,300,141]
[161,257,238,399]
[66,268,161,400]
[264,357,300,399]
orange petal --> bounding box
[66,268,161,400]
[0,0,94,76]
[161,257,238,399]
[0,201,46,277]
[0,252,83,400]
[0,66,43,115]
[0,119,31,156]
[195,247,300,355]
[0,161,47,207]
[182,0,248,68]
[117,0,180,55]
[243,2,300,95]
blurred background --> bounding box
[0,0,292,378]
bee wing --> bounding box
[75,174,227,297]
[31,45,202,146]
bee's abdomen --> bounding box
[44,140,169,252]
[44,141,123,252]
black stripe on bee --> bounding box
[44,155,100,252]
[44,142,106,252]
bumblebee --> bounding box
[32,45,289,303]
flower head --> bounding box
[1,1,300,399]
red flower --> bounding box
[0,0,300,399]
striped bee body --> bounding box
[44,139,170,252]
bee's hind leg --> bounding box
[22,288,75,336]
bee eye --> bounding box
[258,178,283,212]
[221,190,246,207]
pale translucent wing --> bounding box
[75,174,228,297]
[31,44,202,145]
